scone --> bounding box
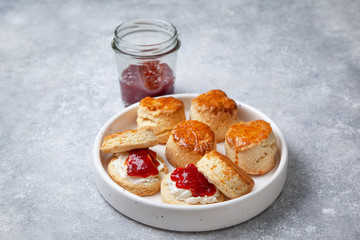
[137,96,186,144]
[100,128,157,153]
[225,120,277,175]
[108,148,168,196]
[190,89,239,142]
[161,164,225,205]
[197,151,254,198]
[165,120,216,168]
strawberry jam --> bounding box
[125,148,159,178]
[120,60,175,106]
[170,164,216,197]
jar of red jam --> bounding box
[112,19,181,106]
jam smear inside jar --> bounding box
[125,148,160,178]
[170,164,216,197]
[120,60,175,106]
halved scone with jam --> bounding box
[101,128,168,196]
[161,164,224,205]
[108,148,168,196]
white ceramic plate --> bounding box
[93,94,288,232]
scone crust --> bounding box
[166,120,216,168]
[139,96,184,112]
[137,96,186,144]
[160,173,225,205]
[225,120,277,175]
[171,120,216,155]
[226,120,273,150]
[191,89,238,114]
[108,153,168,196]
[197,151,254,199]
[100,129,157,154]
[190,89,239,142]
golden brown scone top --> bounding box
[172,120,216,155]
[226,120,273,149]
[192,89,237,114]
[140,96,184,112]
[205,151,255,187]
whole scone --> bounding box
[190,89,239,143]
[225,120,277,175]
[165,120,217,168]
[108,149,168,196]
[197,151,254,199]
[137,96,186,144]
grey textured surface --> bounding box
[1,0,359,239]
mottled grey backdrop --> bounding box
[1,0,359,239]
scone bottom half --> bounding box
[108,149,168,197]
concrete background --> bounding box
[1,0,359,239]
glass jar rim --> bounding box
[112,18,180,58]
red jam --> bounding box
[170,164,216,197]
[125,148,159,178]
[120,60,175,106]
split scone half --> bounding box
[137,96,186,144]
[100,128,157,153]
[101,128,167,196]
[108,148,168,196]
[190,89,239,143]
[197,151,255,199]
[225,120,277,175]
[165,120,217,168]
[161,164,225,205]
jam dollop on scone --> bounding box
[137,96,186,144]
[161,164,224,205]
[190,89,239,143]
[225,120,277,175]
[108,148,168,196]
[165,120,216,168]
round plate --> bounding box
[93,94,288,232]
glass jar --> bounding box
[112,19,181,106]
